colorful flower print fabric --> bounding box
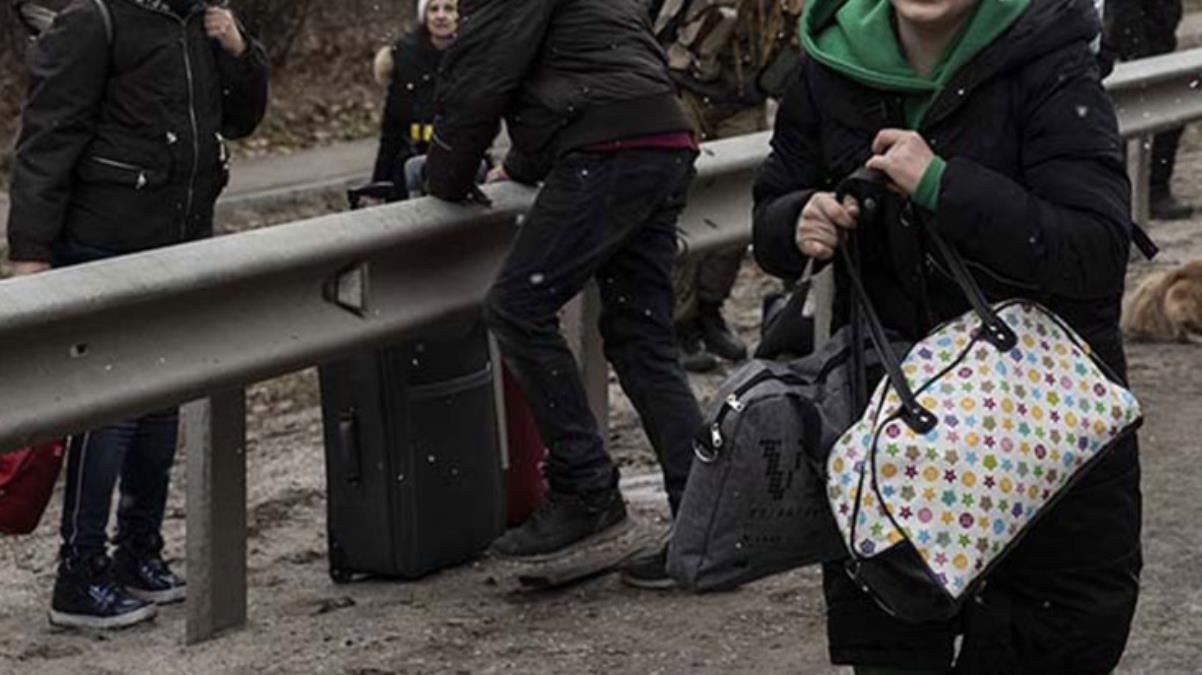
[826,302,1141,600]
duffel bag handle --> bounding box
[837,244,937,434]
[835,168,1017,354]
[834,170,934,433]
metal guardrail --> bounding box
[1107,49,1202,226]
[1,48,1201,644]
[0,131,766,642]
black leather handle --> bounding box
[917,210,1017,352]
[838,243,937,434]
[837,168,1017,353]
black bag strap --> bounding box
[1131,221,1159,261]
[828,166,1066,433]
[14,0,112,43]
[87,0,113,44]
[837,242,937,434]
[914,203,1018,352]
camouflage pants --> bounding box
[673,95,768,324]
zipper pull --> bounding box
[136,172,147,190]
[710,423,723,450]
[725,394,745,413]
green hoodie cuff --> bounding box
[914,155,947,211]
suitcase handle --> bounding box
[338,412,362,485]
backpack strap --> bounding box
[1131,222,1160,261]
[13,0,112,45]
[86,0,113,46]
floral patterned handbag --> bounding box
[824,173,1143,623]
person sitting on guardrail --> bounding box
[364,0,459,204]
[753,0,1139,672]
[6,0,268,630]
[425,0,705,587]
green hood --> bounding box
[800,0,1030,128]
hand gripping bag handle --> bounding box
[830,167,1015,433]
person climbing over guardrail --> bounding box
[425,0,704,588]
[752,0,1140,672]
[6,0,267,630]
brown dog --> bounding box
[1122,261,1202,343]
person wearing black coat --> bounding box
[6,0,268,630]
[369,0,458,202]
[1105,0,1192,220]
[426,0,704,585]
[753,0,1139,671]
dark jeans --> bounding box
[53,240,179,562]
[484,148,703,512]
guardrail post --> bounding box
[564,283,609,438]
[183,389,247,644]
[1129,136,1152,231]
[812,267,836,350]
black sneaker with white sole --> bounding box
[115,553,187,605]
[619,543,676,590]
[492,488,628,559]
[49,555,157,630]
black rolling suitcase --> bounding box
[319,311,506,582]
[321,183,505,582]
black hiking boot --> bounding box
[677,321,719,373]
[698,302,748,363]
[1151,190,1195,221]
[49,554,157,630]
[619,542,675,590]
[491,489,628,559]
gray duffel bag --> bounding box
[667,325,911,591]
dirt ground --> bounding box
[4,146,1202,674]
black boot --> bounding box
[114,533,186,605]
[1151,189,1194,221]
[677,320,719,373]
[698,302,748,363]
[50,554,157,630]
[619,541,675,590]
[491,488,628,559]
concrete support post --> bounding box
[1130,135,1153,232]
[183,390,248,644]
[812,266,837,351]
[564,283,609,438]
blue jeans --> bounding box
[53,240,179,561]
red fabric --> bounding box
[0,440,66,536]
[503,367,548,526]
[585,131,698,152]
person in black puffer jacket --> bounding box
[7,0,267,631]
[369,0,459,202]
[426,0,704,587]
[753,0,1139,672]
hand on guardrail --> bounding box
[12,261,51,276]
[797,192,858,262]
